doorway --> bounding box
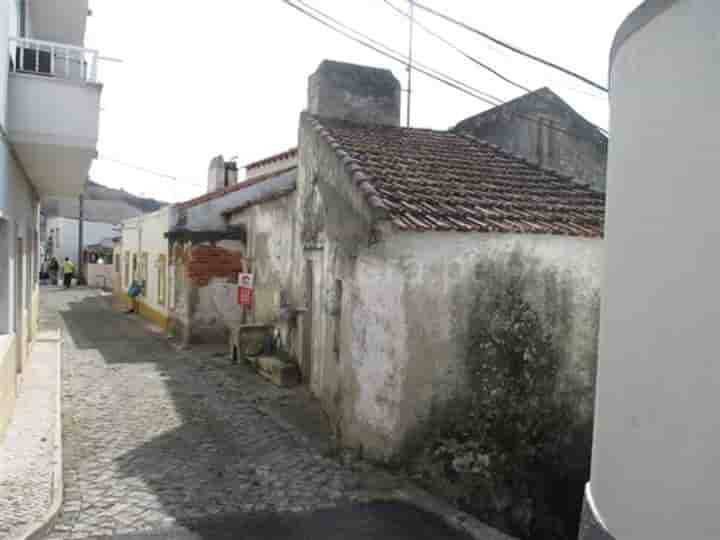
[302,259,314,383]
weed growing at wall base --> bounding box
[399,260,593,540]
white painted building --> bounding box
[45,216,118,267]
[44,199,143,266]
[117,207,172,330]
[0,1,104,437]
[580,2,720,539]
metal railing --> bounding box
[9,36,101,83]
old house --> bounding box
[454,88,608,191]
[285,60,605,463]
[165,152,297,346]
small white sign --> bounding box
[238,273,254,289]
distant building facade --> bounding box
[44,199,145,267]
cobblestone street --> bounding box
[42,288,471,540]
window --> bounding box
[157,254,167,306]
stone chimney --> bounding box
[207,155,239,193]
[308,60,401,127]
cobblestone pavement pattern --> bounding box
[44,288,374,540]
[0,334,57,538]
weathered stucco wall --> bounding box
[292,113,380,415]
[167,240,245,345]
[295,113,602,466]
[228,192,297,326]
[338,232,602,458]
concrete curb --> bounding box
[385,486,517,540]
[12,330,63,540]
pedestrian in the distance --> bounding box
[63,257,74,288]
[49,257,59,285]
[127,280,143,313]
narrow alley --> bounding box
[41,288,472,540]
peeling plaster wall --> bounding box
[382,232,602,452]
[170,240,244,345]
[293,113,379,443]
[227,192,297,329]
[295,113,602,460]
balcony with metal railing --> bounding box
[6,36,105,197]
[10,36,101,83]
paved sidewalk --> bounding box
[0,331,61,539]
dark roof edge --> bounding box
[221,186,296,217]
[610,0,680,73]
[304,113,390,219]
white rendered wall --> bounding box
[590,2,720,539]
[119,208,170,317]
[46,216,117,266]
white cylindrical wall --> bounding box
[590,1,720,538]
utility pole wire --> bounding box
[406,0,414,127]
[281,0,607,145]
[382,0,531,94]
[292,0,502,105]
[412,1,608,92]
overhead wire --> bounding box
[381,0,531,94]
[98,155,205,188]
[412,0,608,92]
[292,0,503,106]
[281,0,608,144]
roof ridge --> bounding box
[308,115,390,217]
[307,113,449,136]
[175,165,297,210]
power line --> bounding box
[98,155,205,188]
[412,1,608,93]
[381,0,531,94]
[281,0,606,144]
[292,0,502,106]
[406,0,415,127]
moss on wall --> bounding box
[399,249,599,540]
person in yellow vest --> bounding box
[62,258,74,288]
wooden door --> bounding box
[302,259,313,383]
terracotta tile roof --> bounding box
[309,116,605,237]
[175,166,296,210]
[245,148,298,170]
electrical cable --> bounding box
[293,0,502,105]
[282,0,608,144]
[381,0,531,94]
[412,0,608,92]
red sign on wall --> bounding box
[237,273,254,306]
[237,286,253,306]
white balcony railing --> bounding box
[9,37,101,83]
